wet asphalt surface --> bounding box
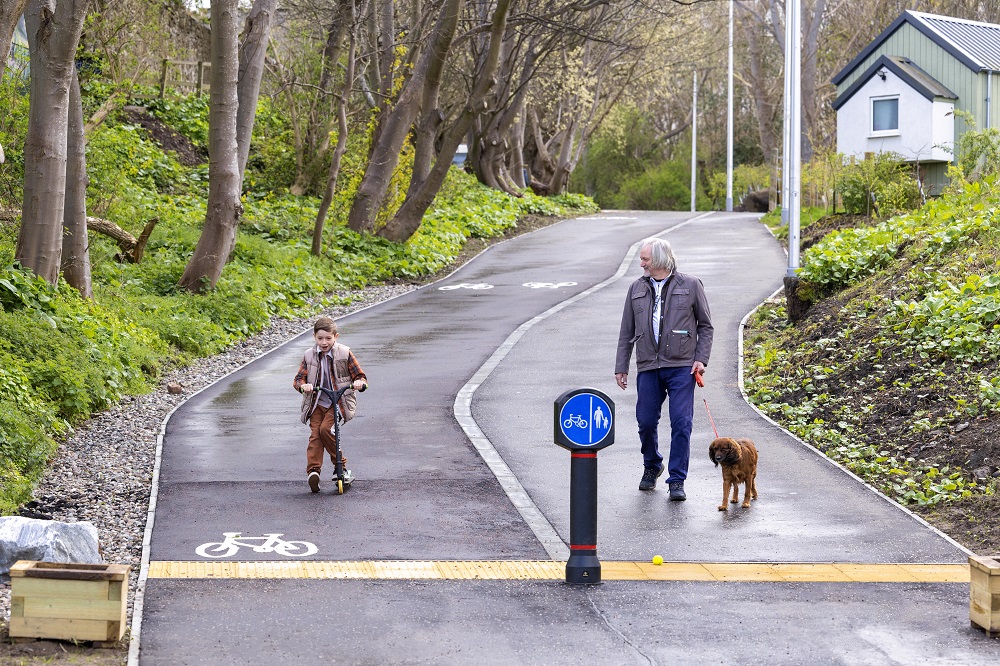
[138,212,1000,665]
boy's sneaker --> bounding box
[343,469,354,486]
[308,471,320,493]
[639,466,663,491]
[668,481,686,501]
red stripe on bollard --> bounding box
[571,452,597,458]
[570,544,597,550]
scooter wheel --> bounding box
[337,480,344,495]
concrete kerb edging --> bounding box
[736,290,974,558]
[456,211,716,562]
[126,213,588,665]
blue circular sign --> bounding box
[557,391,613,447]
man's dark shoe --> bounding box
[639,467,663,491]
[668,481,686,501]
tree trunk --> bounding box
[178,0,244,293]
[15,0,88,285]
[381,0,514,242]
[0,0,28,82]
[347,0,463,235]
[235,0,278,185]
[313,1,359,256]
[744,11,779,165]
[61,67,92,298]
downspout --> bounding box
[987,69,994,130]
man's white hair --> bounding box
[641,237,676,273]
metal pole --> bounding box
[691,70,698,213]
[786,0,801,276]
[780,3,791,228]
[565,452,601,584]
[726,0,734,212]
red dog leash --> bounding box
[694,369,720,438]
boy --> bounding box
[293,317,367,493]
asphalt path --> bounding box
[135,211,1000,665]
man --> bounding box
[615,237,713,500]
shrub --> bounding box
[837,152,922,218]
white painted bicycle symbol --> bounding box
[195,533,318,558]
[438,283,494,291]
[523,281,577,289]
[563,414,588,428]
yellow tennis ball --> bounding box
[652,555,664,565]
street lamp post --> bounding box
[726,0,734,212]
[691,70,698,213]
[783,0,801,277]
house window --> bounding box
[871,97,899,134]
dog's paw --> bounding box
[718,504,728,511]
[741,501,752,508]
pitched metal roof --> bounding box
[832,55,957,111]
[832,10,1000,85]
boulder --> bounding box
[0,516,103,577]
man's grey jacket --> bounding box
[615,272,713,374]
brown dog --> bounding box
[709,437,759,510]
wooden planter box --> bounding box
[970,555,1000,638]
[9,560,130,645]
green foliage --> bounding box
[796,177,999,298]
[612,159,699,211]
[893,274,1000,364]
[946,113,1000,186]
[0,77,30,206]
[760,206,828,241]
[0,88,599,513]
[744,173,1000,509]
[144,95,210,150]
[88,123,188,195]
[837,152,922,217]
[570,103,659,205]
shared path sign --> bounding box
[553,388,614,451]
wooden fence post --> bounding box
[197,61,205,98]
[159,59,169,99]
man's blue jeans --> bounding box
[636,366,695,483]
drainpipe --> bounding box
[987,69,994,130]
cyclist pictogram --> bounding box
[438,283,494,291]
[195,533,318,558]
[523,281,577,289]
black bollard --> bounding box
[553,388,614,585]
[566,451,601,584]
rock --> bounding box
[972,467,992,483]
[0,517,103,576]
[167,382,184,394]
[955,422,970,433]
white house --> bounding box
[832,11,1000,194]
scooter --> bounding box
[316,383,366,494]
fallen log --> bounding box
[87,216,159,263]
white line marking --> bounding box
[456,212,715,561]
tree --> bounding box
[313,0,361,256]
[177,0,244,293]
[346,0,465,236]
[236,0,278,183]
[380,0,515,241]
[61,66,92,297]
[15,0,88,285]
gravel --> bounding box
[0,283,417,637]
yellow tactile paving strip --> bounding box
[147,561,970,583]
